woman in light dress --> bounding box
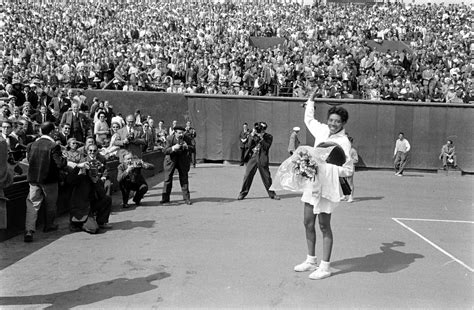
[294,92,354,280]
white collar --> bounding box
[39,135,55,143]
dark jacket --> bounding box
[31,112,56,124]
[163,133,195,163]
[27,136,67,184]
[243,132,273,164]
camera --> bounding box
[87,160,103,178]
[254,122,264,134]
[131,159,144,168]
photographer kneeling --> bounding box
[68,144,112,233]
[117,151,154,208]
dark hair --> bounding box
[327,106,349,123]
[447,139,453,144]
[1,120,13,127]
[243,122,248,126]
[399,132,404,136]
[40,121,55,135]
[98,111,106,118]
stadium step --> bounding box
[437,167,462,176]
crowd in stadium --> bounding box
[1,1,473,103]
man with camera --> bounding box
[117,151,154,208]
[238,122,280,201]
[68,143,112,232]
[161,125,195,205]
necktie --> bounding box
[42,114,45,123]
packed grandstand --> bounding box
[1,1,473,103]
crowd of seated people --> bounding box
[1,1,472,103]
[0,88,182,235]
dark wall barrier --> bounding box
[84,90,189,125]
[80,91,473,172]
[187,95,474,173]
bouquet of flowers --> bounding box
[270,145,334,192]
[292,149,318,181]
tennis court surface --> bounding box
[1,165,472,309]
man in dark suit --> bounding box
[239,122,250,166]
[161,125,195,205]
[24,122,67,242]
[24,84,39,110]
[57,123,71,146]
[117,151,154,208]
[60,102,90,142]
[237,122,280,201]
[31,105,56,124]
[113,114,146,159]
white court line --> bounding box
[394,218,474,224]
[392,218,474,273]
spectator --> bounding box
[184,120,197,168]
[101,121,122,159]
[288,126,300,155]
[63,138,82,164]
[0,138,14,229]
[57,123,72,147]
[238,122,250,166]
[31,105,55,124]
[141,121,154,153]
[113,114,146,159]
[156,120,168,149]
[60,102,90,142]
[94,111,110,147]
[439,139,457,169]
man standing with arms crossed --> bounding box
[24,122,67,242]
[393,132,411,176]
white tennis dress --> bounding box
[302,100,354,214]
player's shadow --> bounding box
[331,241,424,276]
[0,272,171,309]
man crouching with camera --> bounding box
[237,122,280,200]
[68,143,112,233]
[117,151,154,208]
[161,125,195,205]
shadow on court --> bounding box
[351,196,384,202]
[0,272,170,309]
[331,241,424,276]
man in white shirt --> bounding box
[393,132,411,176]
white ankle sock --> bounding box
[319,260,330,270]
[306,255,317,264]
